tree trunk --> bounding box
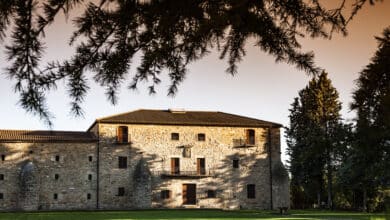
[327,161,333,210]
[363,189,367,212]
[317,191,321,208]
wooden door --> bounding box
[171,158,180,174]
[182,184,196,205]
[197,158,205,175]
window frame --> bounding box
[197,133,206,141]
[206,190,216,198]
[233,159,239,169]
[183,147,191,158]
[117,187,125,196]
[171,158,180,175]
[197,158,206,175]
[247,184,256,199]
[171,132,179,141]
[117,126,129,144]
[245,129,255,145]
[118,156,128,169]
[160,190,171,200]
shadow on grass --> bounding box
[0,209,388,220]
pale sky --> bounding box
[0,1,389,163]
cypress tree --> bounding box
[286,72,344,209]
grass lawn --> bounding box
[0,209,388,220]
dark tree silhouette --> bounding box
[341,26,390,212]
[286,72,347,209]
[0,0,382,125]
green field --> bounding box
[0,209,388,220]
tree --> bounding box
[343,26,390,212]
[0,0,382,125]
[286,72,345,209]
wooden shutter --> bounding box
[182,184,187,204]
[171,158,179,174]
[171,158,174,174]
[246,129,255,145]
[117,127,123,143]
[197,158,205,175]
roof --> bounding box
[89,109,282,129]
[0,130,98,143]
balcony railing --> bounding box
[232,138,256,148]
[156,170,215,178]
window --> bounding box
[0,174,3,180]
[88,174,92,181]
[247,184,256,199]
[233,159,239,168]
[117,126,129,143]
[171,158,180,175]
[54,174,59,180]
[88,156,93,162]
[117,187,125,196]
[183,147,191,158]
[55,155,60,162]
[53,193,58,200]
[207,190,216,198]
[87,193,91,200]
[198,133,205,141]
[197,158,206,175]
[118,156,127,169]
[161,190,171,200]
[0,193,3,199]
[1,155,5,161]
[171,133,179,140]
[246,129,255,145]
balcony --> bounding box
[232,138,256,148]
[157,170,215,179]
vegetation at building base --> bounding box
[0,209,388,220]
[0,0,383,125]
[286,27,390,212]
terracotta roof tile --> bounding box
[93,109,282,128]
[0,130,97,143]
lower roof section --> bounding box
[0,129,98,143]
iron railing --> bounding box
[232,138,256,148]
[156,170,215,178]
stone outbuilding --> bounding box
[0,109,289,211]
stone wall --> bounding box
[0,123,289,211]
[97,123,289,210]
[0,142,97,210]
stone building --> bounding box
[0,109,289,211]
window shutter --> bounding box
[245,129,250,144]
[117,127,123,143]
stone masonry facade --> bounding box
[0,109,289,211]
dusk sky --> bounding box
[0,1,389,163]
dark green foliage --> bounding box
[0,0,380,124]
[340,26,390,212]
[286,72,346,209]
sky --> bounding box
[0,1,389,163]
